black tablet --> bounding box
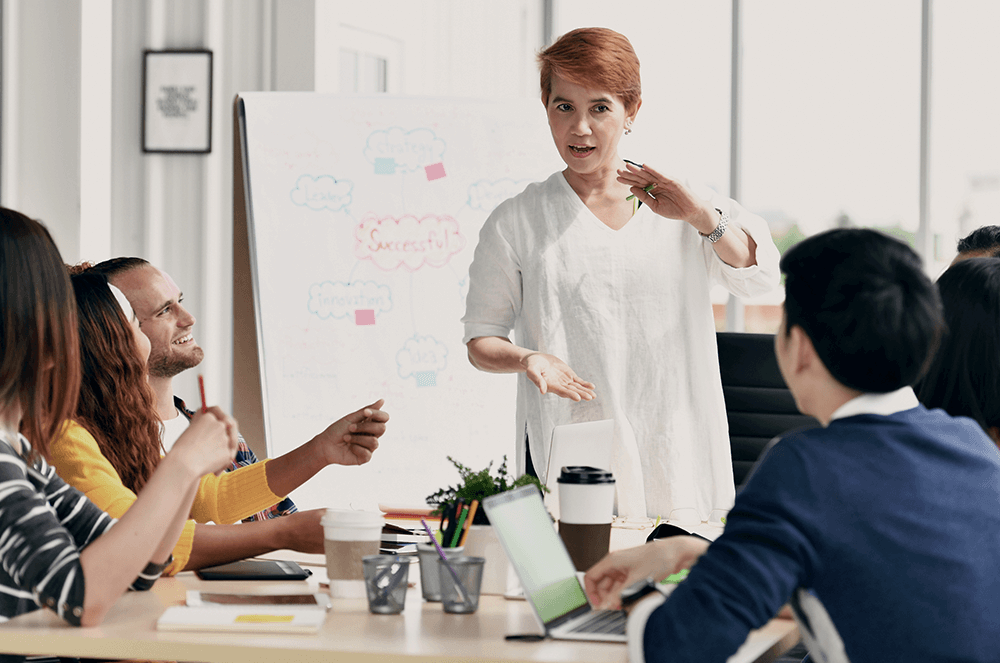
[195,559,313,581]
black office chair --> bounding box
[716,332,819,489]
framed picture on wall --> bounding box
[142,49,213,153]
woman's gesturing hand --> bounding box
[618,162,718,235]
[521,352,597,401]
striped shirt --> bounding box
[0,433,159,628]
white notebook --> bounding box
[157,605,327,634]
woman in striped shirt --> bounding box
[0,207,239,629]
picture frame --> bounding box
[142,49,213,154]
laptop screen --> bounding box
[484,486,589,623]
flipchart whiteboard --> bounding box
[238,93,562,511]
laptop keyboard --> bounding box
[566,609,627,635]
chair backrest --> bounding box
[716,332,819,489]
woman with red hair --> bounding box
[463,28,780,523]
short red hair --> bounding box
[538,28,641,115]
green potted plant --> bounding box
[425,455,547,595]
[426,455,546,525]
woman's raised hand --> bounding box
[169,406,240,477]
[618,162,718,235]
[521,352,596,401]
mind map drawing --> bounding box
[294,124,499,388]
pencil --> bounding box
[198,375,207,413]
[458,500,479,547]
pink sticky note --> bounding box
[425,162,446,181]
[355,310,376,325]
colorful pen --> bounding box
[450,504,470,548]
[458,500,479,547]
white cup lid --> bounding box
[320,508,385,528]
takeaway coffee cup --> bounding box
[322,509,384,598]
[557,466,615,571]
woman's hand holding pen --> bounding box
[169,406,240,478]
[312,399,389,467]
[521,352,596,402]
[618,162,717,235]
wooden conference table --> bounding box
[0,548,799,663]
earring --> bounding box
[624,121,633,136]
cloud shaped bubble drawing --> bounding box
[291,175,353,212]
[308,280,392,320]
[396,334,448,379]
[467,179,530,213]
[363,127,446,173]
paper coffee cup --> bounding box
[557,466,615,571]
[322,508,384,598]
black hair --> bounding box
[915,257,1000,434]
[956,226,1000,257]
[780,228,943,393]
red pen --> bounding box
[198,375,207,413]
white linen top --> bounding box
[462,171,780,521]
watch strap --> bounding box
[702,208,729,243]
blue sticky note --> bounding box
[374,157,396,175]
[415,371,437,387]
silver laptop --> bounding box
[482,484,626,642]
[543,419,614,522]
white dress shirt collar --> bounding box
[828,386,919,424]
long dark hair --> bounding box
[916,257,1000,436]
[0,208,81,458]
[69,270,162,493]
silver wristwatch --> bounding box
[702,208,729,244]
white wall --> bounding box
[1,0,545,416]
[2,0,83,257]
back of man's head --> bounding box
[956,225,1000,259]
[781,228,943,393]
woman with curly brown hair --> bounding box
[68,270,162,496]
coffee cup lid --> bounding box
[557,466,615,484]
[320,508,385,527]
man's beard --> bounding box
[148,345,205,378]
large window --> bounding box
[742,1,922,332]
[928,1,1000,273]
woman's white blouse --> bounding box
[462,171,780,521]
